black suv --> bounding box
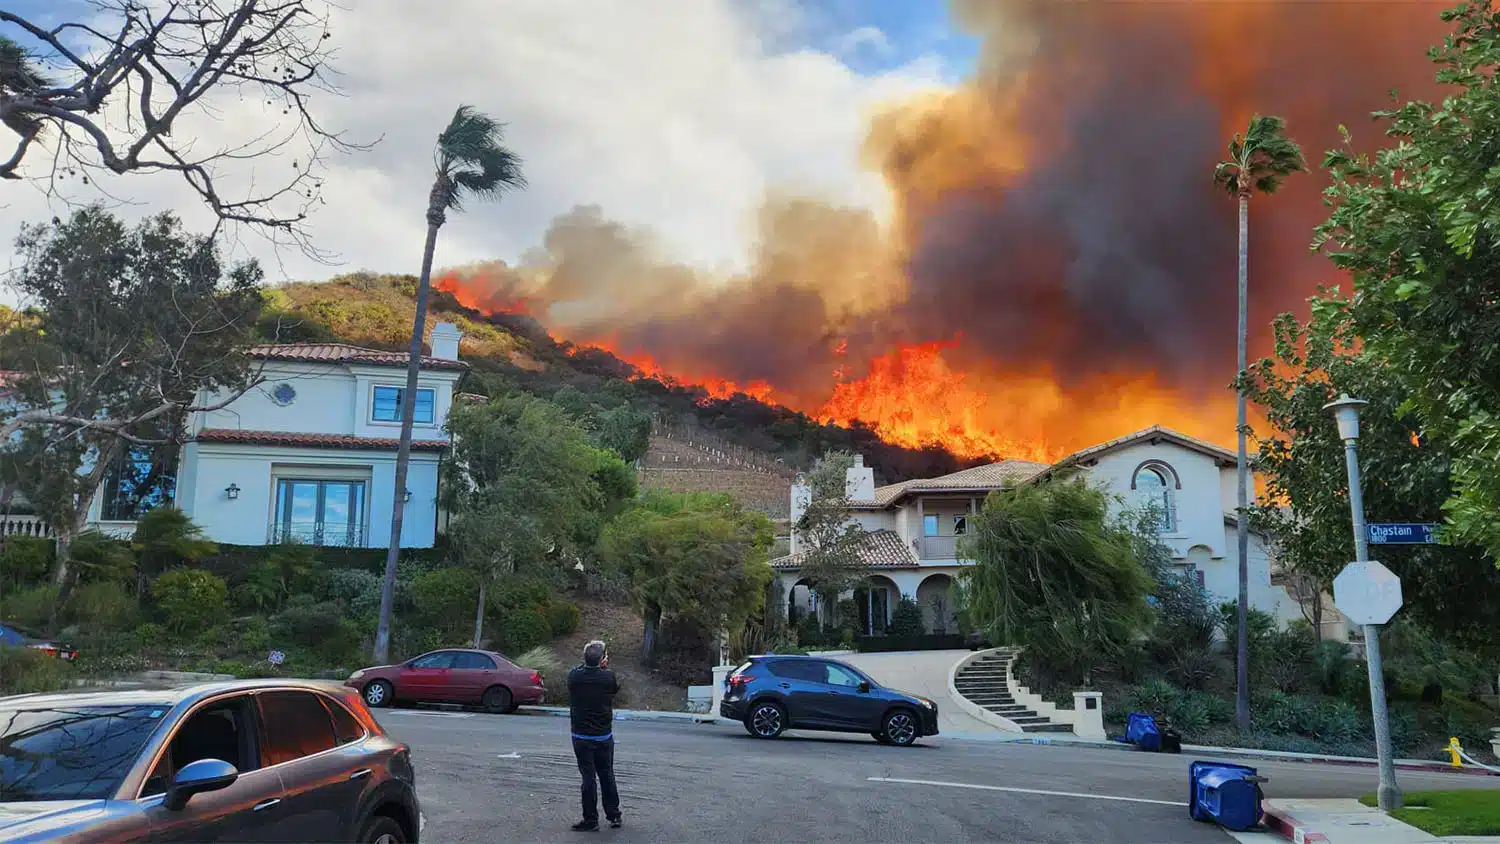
[720,655,939,746]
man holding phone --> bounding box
[568,639,621,831]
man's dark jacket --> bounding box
[568,665,620,739]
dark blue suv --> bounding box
[720,655,939,746]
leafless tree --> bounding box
[0,0,366,257]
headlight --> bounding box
[348,669,365,681]
[921,699,936,709]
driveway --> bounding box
[839,649,1011,736]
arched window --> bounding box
[1133,464,1176,532]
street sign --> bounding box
[1368,523,1437,545]
[1333,561,1404,626]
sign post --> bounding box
[1325,395,1403,811]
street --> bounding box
[373,708,1500,843]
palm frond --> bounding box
[433,104,527,212]
[1214,114,1305,197]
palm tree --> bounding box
[373,106,524,663]
[1213,114,1304,731]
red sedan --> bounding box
[345,648,547,714]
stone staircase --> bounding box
[953,648,1071,733]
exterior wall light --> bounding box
[225,483,240,501]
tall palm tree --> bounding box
[1213,114,1304,731]
[373,106,525,662]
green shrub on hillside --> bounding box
[323,568,383,619]
[272,595,362,666]
[410,567,478,635]
[888,597,926,638]
[0,645,72,695]
[4,585,58,630]
[150,569,228,634]
[545,599,580,636]
[0,538,53,592]
[496,607,552,655]
[69,531,136,585]
[65,580,137,631]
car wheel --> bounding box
[359,814,406,844]
[882,709,919,747]
[363,680,394,709]
[745,702,786,739]
[482,685,513,714]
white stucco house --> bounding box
[773,426,1315,637]
[2,323,467,550]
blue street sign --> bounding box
[1367,523,1437,545]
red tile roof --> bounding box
[769,529,917,572]
[248,343,467,371]
[195,429,449,451]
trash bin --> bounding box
[1187,760,1266,831]
[1125,712,1161,752]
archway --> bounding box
[852,575,898,635]
[787,578,815,624]
[917,573,958,634]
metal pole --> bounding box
[1342,439,1403,811]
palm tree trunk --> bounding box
[1235,191,1252,732]
[373,198,445,663]
[472,579,487,648]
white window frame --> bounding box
[1132,464,1177,533]
[370,384,436,426]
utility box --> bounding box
[1188,760,1266,831]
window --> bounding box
[922,514,939,537]
[824,663,864,688]
[100,445,177,521]
[452,652,496,670]
[1133,464,1176,532]
[766,659,819,682]
[953,515,968,536]
[0,704,167,802]
[322,698,366,745]
[372,386,435,424]
[143,698,256,798]
[257,692,337,766]
[410,652,456,669]
[273,479,367,547]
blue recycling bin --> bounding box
[1187,760,1265,831]
[1125,712,1161,752]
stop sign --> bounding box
[1333,560,1403,626]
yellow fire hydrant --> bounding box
[1448,736,1463,768]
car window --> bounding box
[142,698,257,798]
[452,652,496,670]
[322,697,365,745]
[0,704,168,801]
[410,651,456,669]
[766,659,817,682]
[257,692,337,766]
[825,663,864,687]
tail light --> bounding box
[530,671,543,686]
[728,674,754,689]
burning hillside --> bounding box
[437,1,1447,462]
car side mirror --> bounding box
[858,681,871,693]
[164,758,238,811]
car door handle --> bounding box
[779,683,790,689]
[252,798,281,812]
[350,768,372,780]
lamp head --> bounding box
[1322,394,1369,442]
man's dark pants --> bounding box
[572,737,620,824]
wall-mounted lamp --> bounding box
[225,483,240,501]
[402,488,412,503]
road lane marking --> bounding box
[384,710,475,719]
[867,777,1183,807]
[497,752,521,759]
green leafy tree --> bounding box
[376,106,526,663]
[1,208,261,629]
[793,452,867,625]
[130,508,217,600]
[1214,113,1306,731]
[957,480,1153,689]
[1315,3,1500,565]
[600,490,774,662]
[594,404,652,463]
[444,394,628,649]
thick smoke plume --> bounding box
[441,1,1449,460]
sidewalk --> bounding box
[1243,797,1500,844]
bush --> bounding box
[0,537,54,592]
[410,567,478,635]
[495,606,552,655]
[1125,679,1184,719]
[489,576,553,614]
[0,645,72,694]
[1260,624,1316,693]
[132,622,168,653]
[65,580,138,631]
[545,599,581,637]
[4,585,58,630]
[272,596,362,666]
[834,598,860,633]
[853,633,965,653]
[322,568,383,620]
[888,597,926,637]
[795,613,828,648]
[1313,640,1359,697]
[150,569,229,634]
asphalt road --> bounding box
[373,709,1499,844]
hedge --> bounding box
[853,633,965,653]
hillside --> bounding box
[261,273,981,483]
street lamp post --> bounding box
[1323,394,1402,811]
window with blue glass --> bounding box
[101,445,177,521]
[371,386,435,424]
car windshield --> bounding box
[0,704,169,801]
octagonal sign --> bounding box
[1333,560,1403,626]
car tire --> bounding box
[482,685,514,714]
[363,680,394,709]
[872,732,892,744]
[744,702,786,739]
[882,709,919,747]
[359,813,406,844]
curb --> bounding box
[517,706,721,725]
[1260,801,1329,843]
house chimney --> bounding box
[846,454,875,503]
[430,322,462,361]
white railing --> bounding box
[1,515,53,540]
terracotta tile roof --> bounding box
[195,428,449,451]
[852,460,1051,509]
[455,392,489,405]
[769,529,917,572]
[1035,426,1239,478]
[249,343,467,371]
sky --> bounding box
[0,0,976,304]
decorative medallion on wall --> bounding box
[271,383,297,406]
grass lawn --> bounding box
[1359,790,1500,836]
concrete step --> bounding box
[1020,723,1073,733]
[1008,716,1054,726]
[983,704,1032,714]
[958,693,1015,703]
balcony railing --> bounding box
[1,515,52,540]
[268,521,368,547]
[919,535,959,560]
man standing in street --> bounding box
[568,640,621,831]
